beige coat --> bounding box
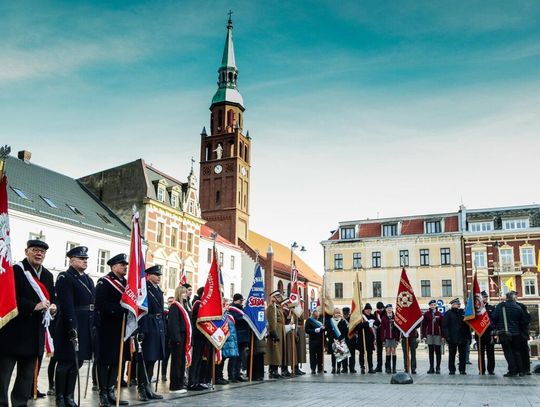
[265,303,285,366]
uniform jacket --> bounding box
[325,317,348,354]
[421,309,444,338]
[380,313,401,341]
[138,281,165,362]
[305,316,324,347]
[491,300,526,336]
[442,308,470,344]
[0,258,55,357]
[265,302,285,366]
[55,267,95,361]
[94,271,129,364]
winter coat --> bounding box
[380,313,401,341]
[265,302,285,366]
[221,315,239,359]
[354,312,379,351]
[305,316,324,347]
[229,303,250,344]
[442,308,470,344]
[138,282,166,362]
[491,300,526,336]
[325,317,348,354]
[421,309,444,338]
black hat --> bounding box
[364,303,372,310]
[428,299,436,305]
[385,304,393,309]
[376,301,385,310]
[66,246,89,258]
[342,306,351,314]
[450,298,461,305]
[107,253,128,267]
[233,293,244,302]
[27,239,49,251]
[481,290,488,297]
[145,265,162,276]
[182,283,192,289]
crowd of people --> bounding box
[0,240,535,407]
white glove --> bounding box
[290,323,296,330]
[368,319,375,328]
[315,327,321,333]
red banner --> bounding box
[0,175,18,329]
[197,251,224,322]
[395,268,423,337]
[464,272,490,336]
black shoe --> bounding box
[92,385,99,392]
[459,371,466,375]
[436,369,441,374]
[215,378,229,385]
[412,370,416,374]
[466,361,472,365]
[350,369,357,373]
[427,368,435,374]
[254,377,263,381]
[269,372,282,379]
[368,369,376,374]
[375,367,382,372]
[108,387,129,405]
[341,369,348,374]
[47,388,55,396]
[295,369,306,376]
[488,372,495,375]
[144,384,163,399]
[449,371,455,375]
[519,372,525,377]
[526,372,532,375]
[121,380,128,388]
[137,386,148,401]
[311,370,316,374]
[235,376,247,382]
[504,373,517,377]
[281,371,291,377]
[99,392,111,407]
[56,396,66,407]
[336,369,340,375]
[65,396,77,407]
[331,369,336,374]
[361,368,365,374]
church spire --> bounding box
[211,12,244,110]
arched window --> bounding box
[287,283,291,298]
[210,112,214,135]
[227,109,234,129]
[205,144,211,161]
[238,113,242,128]
[239,141,244,159]
[229,140,234,157]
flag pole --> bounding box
[478,335,483,375]
[406,337,410,374]
[212,347,216,389]
[116,315,126,407]
[321,275,326,372]
[33,357,39,400]
[249,333,254,382]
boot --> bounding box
[99,390,111,407]
[144,384,163,400]
[137,386,148,401]
[385,356,391,373]
[65,370,78,407]
[55,396,66,407]
[392,355,397,374]
[108,386,129,405]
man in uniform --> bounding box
[0,240,56,407]
[265,290,285,379]
[94,254,130,407]
[55,246,95,407]
[477,291,495,375]
[136,265,164,401]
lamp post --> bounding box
[493,241,501,301]
[289,241,306,378]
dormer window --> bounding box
[170,193,178,208]
[340,227,355,240]
[425,220,441,234]
[503,218,529,230]
[383,223,398,237]
[469,221,493,232]
[157,186,165,203]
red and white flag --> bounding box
[0,174,18,329]
[179,266,187,286]
[464,272,491,336]
[289,262,299,305]
[395,268,423,337]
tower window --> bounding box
[227,109,234,129]
[239,141,244,159]
[216,190,221,204]
[228,72,233,82]
[218,110,223,130]
[244,145,249,162]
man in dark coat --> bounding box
[305,309,325,374]
[516,301,531,375]
[188,287,210,390]
[228,293,249,382]
[476,291,496,375]
[356,304,379,374]
[55,246,95,407]
[0,240,56,407]
[94,253,130,407]
[442,298,470,375]
[136,265,165,401]
[492,291,526,377]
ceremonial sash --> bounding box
[227,305,245,318]
[362,314,376,340]
[103,275,125,295]
[307,316,323,329]
[17,262,54,354]
[172,301,192,367]
[329,317,341,338]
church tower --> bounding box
[199,14,251,245]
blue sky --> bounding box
[2,1,540,274]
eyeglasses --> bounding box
[30,248,47,254]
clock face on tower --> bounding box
[240,166,247,176]
[214,164,223,174]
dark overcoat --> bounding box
[138,282,165,362]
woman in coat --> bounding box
[167,286,192,393]
[421,299,444,374]
[380,304,401,373]
[325,308,348,374]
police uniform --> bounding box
[94,254,129,407]
[0,240,55,407]
[136,265,165,401]
[54,246,95,407]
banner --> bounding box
[120,212,148,339]
[319,274,334,316]
[243,263,267,340]
[289,263,299,305]
[464,272,490,336]
[394,268,423,337]
[504,276,515,292]
[0,175,18,329]
[348,272,363,338]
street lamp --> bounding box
[493,241,502,301]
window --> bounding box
[372,252,381,268]
[372,281,382,298]
[503,219,529,230]
[66,204,83,216]
[420,249,430,266]
[207,248,212,263]
[41,196,57,208]
[334,283,343,299]
[470,222,493,232]
[500,248,513,265]
[97,250,110,273]
[334,254,343,270]
[383,223,398,237]
[442,280,452,297]
[168,267,177,289]
[421,280,431,297]
[440,248,451,265]
[352,253,362,269]
[11,186,29,200]
[230,283,235,299]
[524,279,536,296]
[399,250,409,267]
[219,252,224,267]
[188,201,194,214]
[187,232,194,253]
[425,220,441,234]
[171,227,178,248]
[157,222,164,244]
[473,251,487,268]
[479,280,489,295]
[157,187,165,202]
[97,213,112,224]
[521,247,535,267]
[171,193,178,208]
[65,241,78,267]
[230,255,235,270]
[340,227,355,240]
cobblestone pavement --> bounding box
[23,348,540,407]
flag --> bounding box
[320,275,334,316]
[243,263,267,340]
[289,262,299,305]
[0,175,17,329]
[489,277,498,291]
[348,272,363,338]
[394,268,423,337]
[120,212,148,339]
[464,272,490,336]
[197,250,229,349]
[504,276,515,292]
[537,249,540,272]
[179,266,187,286]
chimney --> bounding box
[18,150,31,163]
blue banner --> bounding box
[244,263,267,340]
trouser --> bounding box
[55,360,81,403]
[376,338,383,369]
[502,336,523,375]
[331,355,343,372]
[448,343,466,373]
[215,358,226,380]
[188,335,206,387]
[169,343,186,390]
[519,336,530,373]
[246,354,265,380]
[357,339,373,371]
[228,342,248,379]
[0,354,35,407]
[96,364,120,390]
[477,334,495,374]
[309,341,323,372]
[48,356,58,390]
[401,338,417,372]
[465,338,471,363]
[31,354,43,394]
[137,360,155,386]
[428,345,441,370]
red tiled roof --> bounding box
[444,216,459,232]
[328,230,339,240]
[200,224,239,248]
[359,223,381,238]
[401,219,424,235]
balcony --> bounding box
[493,261,523,276]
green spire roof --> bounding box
[220,15,236,69]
